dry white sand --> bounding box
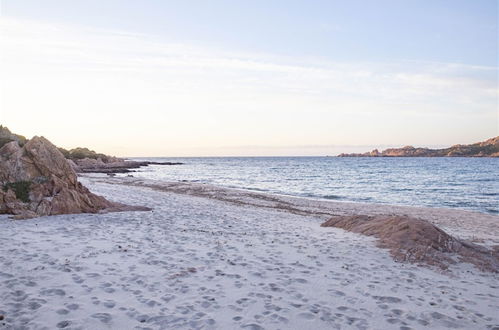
[0,175,498,329]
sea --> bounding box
[128,157,499,215]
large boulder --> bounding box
[0,136,149,219]
[0,137,78,184]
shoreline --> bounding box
[86,174,499,245]
[177,180,498,216]
[121,156,499,216]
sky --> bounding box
[0,0,497,156]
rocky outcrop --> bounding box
[72,158,184,174]
[0,136,150,219]
[58,147,121,163]
[321,215,499,272]
[338,136,499,157]
[0,125,27,148]
[57,146,183,174]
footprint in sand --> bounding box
[373,295,402,303]
[40,288,65,296]
[91,312,112,323]
[56,320,71,328]
[66,303,79,310]
[56,308,69,315]
[103,300,116,308]
[329,289,346,297]
[27,298,45,310]
[297,312,315,320]
[11,290,27,302]
[71,274,84,284]
[241,323,264,330]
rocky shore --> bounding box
[56,144,183,174]
[70,158,183,174]
[338,136,499,157]
[0,126,150,219]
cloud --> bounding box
[0,17,497,156]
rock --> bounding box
[72,158,183,174]
[66,159,79,172]
[74,157,107,169]
[0,135,151,219]
[321,215,499,272]
[56,142,184,174]
[338,136,499,157]
[0,125,27,148]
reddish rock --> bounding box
[0,136,150,219]
[338,136,499,157]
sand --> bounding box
[0,174,498,329]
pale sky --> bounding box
[0,0,497,156]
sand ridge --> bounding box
[98,176,499,244]
[321,215,499,272]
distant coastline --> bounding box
[338,136,499,157]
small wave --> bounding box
[244,187,269,193]
[475,178,494,182]
[322,194,343,200]
[391,188,414,192]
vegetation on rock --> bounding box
[3,181,32,203]
[0,125,27,148]
[58,147,117,163]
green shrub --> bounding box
[58,147,71,158]
[0,125,27,148]
[3,181,32,203]
[0,137,13,149]
[67,147,110,162]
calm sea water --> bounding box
[129,157,499,215]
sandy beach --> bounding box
[3,1,498,329]
[1,175,498,329]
